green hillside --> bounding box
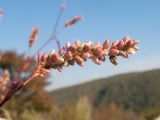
[51,69,160,114]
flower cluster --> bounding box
[36,36,139,77]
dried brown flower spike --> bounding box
[65,16,84,28]
[29,27,39,48]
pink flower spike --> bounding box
[75,40,81,47]
[103,39,111,49]
[110,48,119,56]
[116,40,124,49]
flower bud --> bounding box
[103,39,111,49]
[75,40,81,47]
[57,67,63,72]
[49,49,56,57]
[119,50,128,58]
[112,41,119,47]
[110,48,119,55]
[77,62,84,67]
[133,40,140,45]
[71,44,77,52]
[102,49,109,56]
[51,53,58,62]
[77,43,85,52]
[109,55,118,65]
[92,56,101,65]
[75,56,84,64]
[64,51,72,60]
[93,42,102,50]
[63,61,69,67]
[84,43,92,51]
[123,36,131,44]
[99,56,106,62]
[127,47,136,54]
[126,40,134,48]
[56,57,65,64]
[96,50,104,56]
[116,40,124,49]
[68,60,75,66]
[66,42,71,50]
[82,52,91,59]
[59,47,65,56]
[134,46,139,51]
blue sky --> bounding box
[0,0,160,90]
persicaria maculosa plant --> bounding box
[0,1,139,110]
